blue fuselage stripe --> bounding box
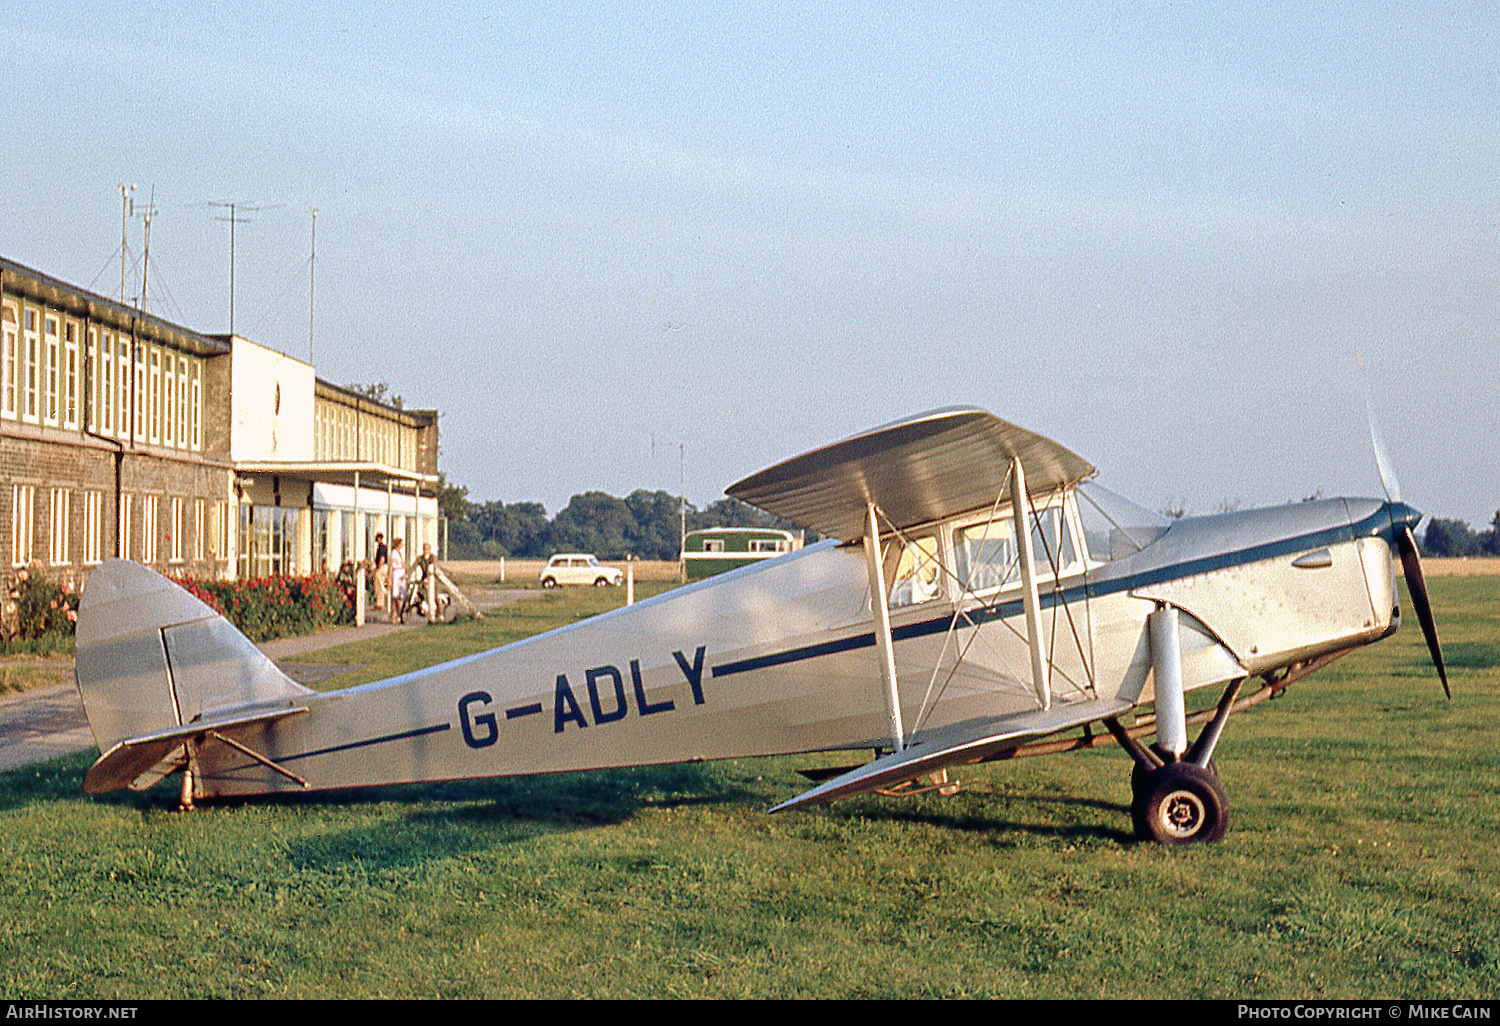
[279,722,452,763]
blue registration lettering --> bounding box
[586,665,628,724]
[673,646,707,705]
[459,691,498,749]
[554,674,588,733]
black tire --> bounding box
[1131,748,1219,800]
[1132,763,1230,845]
[594,577,610,587]
[541,577,557,589]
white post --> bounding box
[500,556,506,583]
[355,562,366,627]
[426,570,437,624]
[1010,457,1051,710]
[863,502,905,752]
[627,556,635,606]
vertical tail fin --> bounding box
[76,560,313,792]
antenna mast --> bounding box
[204,200,277,336]
[652,433,688,580]
[137,186,157,314]
[308,207,318,361]
[118,184,135,303]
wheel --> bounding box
[1131,749,1219,800]
[1132,763,1230,845]
[594,577,610,587]
[541,577,557,589]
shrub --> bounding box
[181,573,355,642]
[2,564,79,653]
[1,567,355,651]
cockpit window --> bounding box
[888,533,943,608]
[1076,482,1171,561]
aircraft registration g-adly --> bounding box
[73,407,1448,844]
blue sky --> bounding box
[3,2,1496,526]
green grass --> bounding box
[2,577,1496,998]
[0,659,74,695]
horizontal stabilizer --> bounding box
[771,698,1131,812]
[83,702,309,794]
[727,407,1095,541]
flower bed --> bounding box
[2,565,355,651]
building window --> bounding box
[2,304,17,418]
[177,357,188,450]
[240,505,296,577]
[194,499,206,561]
[191,362,202,450]
[163,354,174,446]
[119,494,133,560]
[44,315,60,425]
[99,333,114,433]
[148,349,160,444]
[49,489,70,565]
[64,322,79,429]
[141,495,158,564]
[23,309,40,423]
[213,500,231,559]
[11,485,35,566]
[169,497,183,562]
[85,328,97,432]
[132,345,145,442]
[82,491,102,565]
[118,340,131,440]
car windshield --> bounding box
[1076,481,1172,561]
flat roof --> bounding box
[1,256,230,358]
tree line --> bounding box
[439,482,814,561]
[1422,513,1500,558]
[439,473,1496,562]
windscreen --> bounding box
[1076,482,1171,561]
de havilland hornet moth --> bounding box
[73,407,1448,844]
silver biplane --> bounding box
[73,407,1447,844]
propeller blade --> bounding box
[1360,355,1402,502]
[1395,524,1450,698]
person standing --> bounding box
[390,537,408,624]
[373,532,389,618]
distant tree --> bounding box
[445,519,484,558]
[547,492,639,558]
[345,382,404,409]
[1423,518,1480,557]
[1481,511,1500,557]
[469,500,550,558]
[625,490,694,561]
[436,475,470,522]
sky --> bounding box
[2,2,1495,527]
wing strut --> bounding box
[863,502,905,752]
[1010,457,1051,710]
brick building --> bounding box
[1,256,438,602]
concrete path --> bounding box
[0,587,538,775]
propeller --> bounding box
[1394,523,1450,698]
[1362,355,1450,698]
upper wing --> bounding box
[726,407,1095,541]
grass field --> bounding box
[1,577,1496,998]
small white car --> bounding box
[539,553,624,588]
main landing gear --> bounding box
[1107,679,1240,845]
[1110,605,1244,845]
